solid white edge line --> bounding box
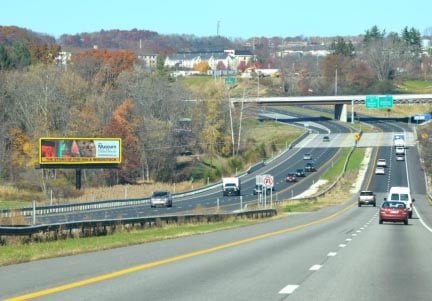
[279,284,299,294]
[414,206,432,233]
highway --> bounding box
[2,114,432,300]
[29,113,351,224]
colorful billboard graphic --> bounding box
[39,138,122,164]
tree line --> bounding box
[0,25,431,197]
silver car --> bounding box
[303,153,312,160]
[150,190,173,208]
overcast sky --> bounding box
[1,0,431,39]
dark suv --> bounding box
[295,168,306,177]
[304,162,316,172]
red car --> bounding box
[379,201,408,225]
[286,173,297,182]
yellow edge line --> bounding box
[6,202,356,301]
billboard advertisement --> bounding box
[39,138,122,165]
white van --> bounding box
[385,186,415,218]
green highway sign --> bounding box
[379,95,393,108]
[365,96,378,108]
[224,76,236,86]
[365,95,393,109]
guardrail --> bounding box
[0,209,277,237]
[0,197,151,218]
[1,130,311,220]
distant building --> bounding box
[54,51,71,66]
[137,53,158,69]
[164,49,255,73]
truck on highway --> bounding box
[358,190,376,207]
[253,174,274,195]
[385,186,415,218]
[395,146,405,155]
[393,133,405,148]
[222,177,241,196]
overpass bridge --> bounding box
[231,94,432,122]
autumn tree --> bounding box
[103,99,140,185]
[237,61,247,73]
[8,128,37,182]
[200,84,228,166]
[28,43,61,65]
[117,70,192,182]
[71,49,136,88]
[216,61,226,70]
[194,61,209,73]
[360,25,422,82]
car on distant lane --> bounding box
[379,201,408,225]
[303,153,312,160]
[295,168,306,177]
[322,135,330,142]
[286,173,297,182]
[377,158,387,167]
[375,166,385,175]
[304,162,316,172]
[396,153,405,161]
[358,190,376,207]
[386,186,415,218]
[150,190,173,208]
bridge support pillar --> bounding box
[334,104,347,122]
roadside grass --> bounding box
[349,121,377,133]
[276,105,333,119]
[396,80,432,93]
[282,147,365,213]
[199,121,304,178]
[320,148,352,182]
[0,218,269,266]
[0,147,367,266]
[0,186,42,209]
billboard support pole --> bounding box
[76,168,82,190]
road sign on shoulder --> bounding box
[224,76,236,86]
[354,133,360,141]
[263,175,274,187]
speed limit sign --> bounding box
[263,175,273,187]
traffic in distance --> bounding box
[359,132,415,223]
[3,108,432,301]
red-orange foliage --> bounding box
[28,44,61,65]
[72,49,136,72]
[72,49,137,86]
[103,100,140,184]
[237,61,247,72]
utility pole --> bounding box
[334,65,338,96]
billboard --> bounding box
[39,138,122,165]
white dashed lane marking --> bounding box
[279,284,299,294]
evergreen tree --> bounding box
[330,37,355,58]
[0,45,11,70]
[10,42,31,69]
